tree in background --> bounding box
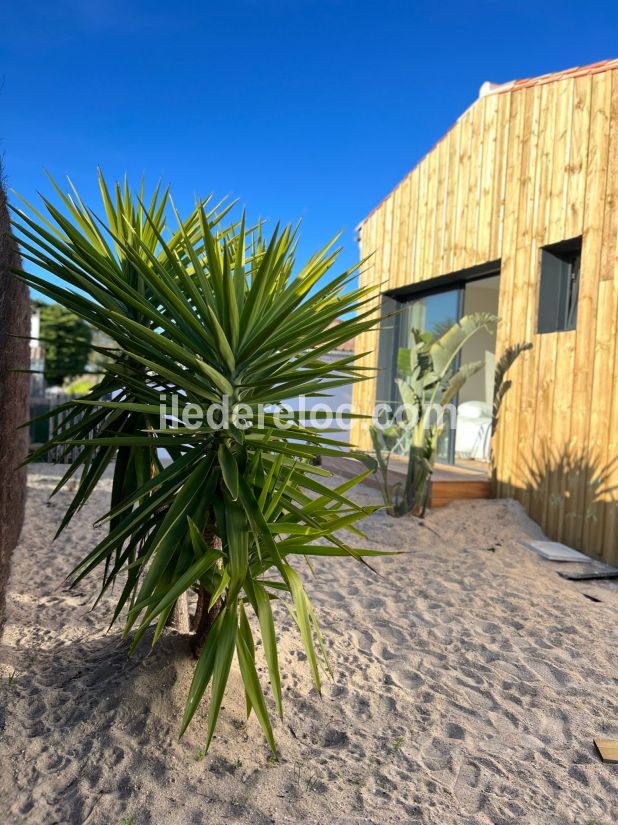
[38,303,92,386]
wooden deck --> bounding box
[322,456,492,509]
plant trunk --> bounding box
[167,592,191,634]
[191,530,223,659]
[398,440,433,517]
[412,451,432,517]
[190,585,207,632]
[191,584,224,658]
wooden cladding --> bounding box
[352,67,618,564]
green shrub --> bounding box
[13,173,387,752]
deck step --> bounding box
[321,456,492,508]
[430,479,492,508]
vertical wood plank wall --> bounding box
[351,68,618,564]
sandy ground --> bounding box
[1,466,618,825]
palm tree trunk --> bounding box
[168,593,191,634]
[191,584,224,658]
[191,530,223,658]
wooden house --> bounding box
[351,59,618,564]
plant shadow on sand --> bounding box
[4,466,618,824]
[1,618,400,825]
[1,630,198,824]
[506,441,618,564]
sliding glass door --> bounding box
[402,289,462,346]
[401,289,462,462]
[377,286,462,463]
[376,273,500,467]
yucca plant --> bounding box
[12,173,387,753]
[371,314,497,516]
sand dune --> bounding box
[1,466,618,824]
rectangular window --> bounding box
[537,237,582,333]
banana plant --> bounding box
[12,173,388,753]
[371,313,497,516]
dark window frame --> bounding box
[375,261,501,465]
[537,237,582,334]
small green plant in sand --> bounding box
[387,734,405,753]
[231,791,252,806]
[14,173,387,754]
[293,763,320,793]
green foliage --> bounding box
[64,375,99,396]
[39,303,93,385]
[492,341,533,432]
[387,734,405,753]
[13,172,387,753]
[371,314,497,517]
[490,340,533,476]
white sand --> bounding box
[1,466,618,825]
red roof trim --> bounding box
[499,58,618,94]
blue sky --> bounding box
[2,0,618,299]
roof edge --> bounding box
[357,58,618,233]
